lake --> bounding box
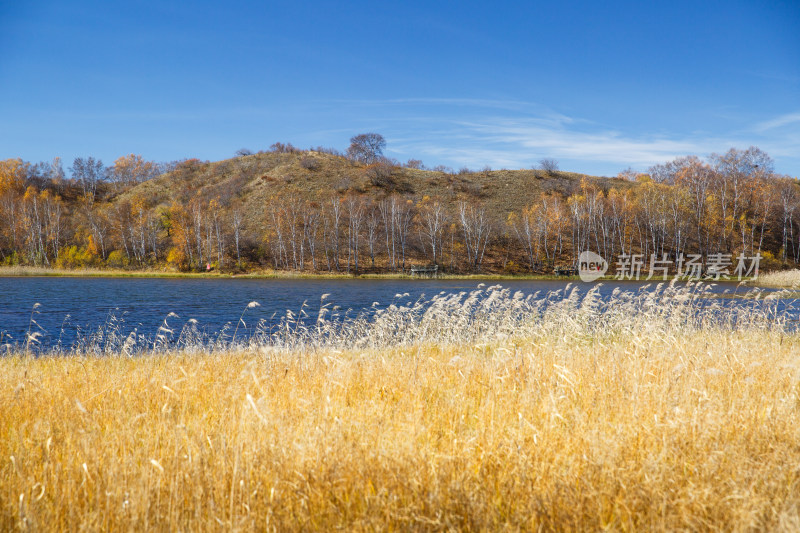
[0,277,789,352]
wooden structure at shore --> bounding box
[554,266,578,276]
[410,265,439,278]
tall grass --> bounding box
[756,269,800,288]
[1,283,800,530]
[10,282,793,356]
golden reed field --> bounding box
[2,283,800,531]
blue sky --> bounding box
[1,0,798,176]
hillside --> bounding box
[123,150,625,238]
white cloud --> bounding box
[390,116,728,172]
[755,112,800,132]
[377,103,800,174]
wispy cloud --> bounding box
[457,118,710,162]
[389,115,732,172]
[755,112,800,132]
[351,100,800,174]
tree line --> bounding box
[0,143,798,274]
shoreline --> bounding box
[0,265,756,283]
[0,266,578,281]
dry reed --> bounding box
[1,283,799,531]
[756,269,800,288]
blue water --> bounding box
[0,277,787,352]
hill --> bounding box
[122,150,626,247]
[131,151,621,206]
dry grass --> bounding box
[0,265,182,278]
[756,269,800,288]
[0,264,580,281]
[2,285,800,530]
[0,265,367,279]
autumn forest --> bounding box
[0,138,796,275]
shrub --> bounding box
[2,251,20,266]
[55,245,98,268]
[758,250,782,273]
[106,249,129,268]
[166,247,188,271]
[300,156,320,171]
[364,162,395,189]
[538,158,559,174]
[269,142,298,154]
